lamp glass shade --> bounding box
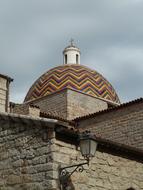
[79,136,98,159]
[80,139,90,158]
[90,139,98,157]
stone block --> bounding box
[6,175,22,185]
[44,179,58,189]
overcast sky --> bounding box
[0,0,143,103]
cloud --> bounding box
[0,0,143,103]
[84,46,143,102]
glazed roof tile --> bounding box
[24,64,120,104]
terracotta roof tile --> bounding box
[40,111,74,125]
[73,97,143,122]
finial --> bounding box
[70,38,74,46]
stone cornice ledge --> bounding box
[0,112,58,127]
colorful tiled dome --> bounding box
[24,64,120,104]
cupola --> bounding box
[63,39,80,65]
[24,41,120,105]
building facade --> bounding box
[0,42,143,190]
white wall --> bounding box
[63,47,80,64]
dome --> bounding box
[24,64,120,104]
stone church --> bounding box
[0,42,143,190]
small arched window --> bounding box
[127,188,135,190]
[65,54,67,64]
[76,54,78,64]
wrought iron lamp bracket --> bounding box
[59,161,88,183]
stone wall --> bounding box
[78,100,143,150]
[11,103,40,117]
[0,114,57,190]
[31,90,68,119]
[67,89,108,120]
[52,138,143,190]
[30,89,108,120]
[0,113,143,190]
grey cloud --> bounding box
[0,0,143,102]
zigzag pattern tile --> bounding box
[24,65,120,103]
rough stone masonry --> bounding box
[0,112,143,190]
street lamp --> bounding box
[59,131,98,189]
[79,132,98,163]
